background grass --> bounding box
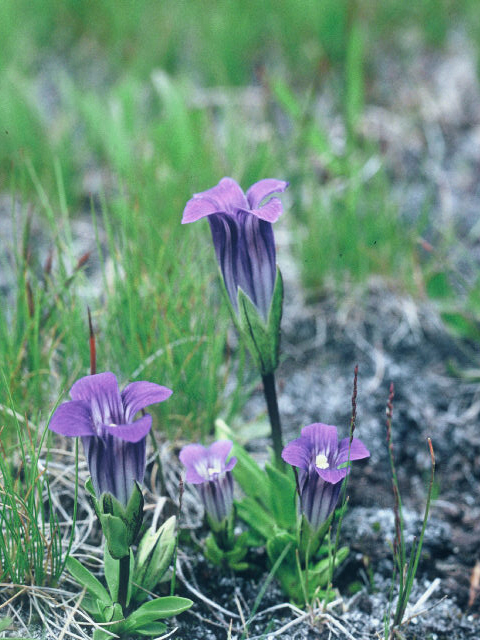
[1,0,478,446]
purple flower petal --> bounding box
[198,177,248,211]
[336,438,370,465]
[70,372,124,426]
[179,444,210,484]
[207,213,240,311]
[224,456,237,472]
[180,441,236,485]
[237,213,276,320]
[49,400,95,437]
[316,466,349,485]
[301,423,339,459]
[243,197,284,223]
[182,197,225,224]
[121,381,172,422]
[282,436,311,470]
[83,434,146,505]
[182,177,247,223]
[102,414,152,443]
[246,179,289,209]
[208,440,233,462]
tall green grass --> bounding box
[0,388,74,587]
[1,0,477,450]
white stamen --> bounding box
[208,463,222,477]
[315,453,329,469]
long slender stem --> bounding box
[118,554,130,611]
[261,372,283,468]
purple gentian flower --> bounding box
[182,177,288,322]
[179,440,237,526]
[49,372,172,506]
[282,423,370,531]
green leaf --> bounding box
[100,602,124,626]
[307,546,350,595]
[133,515,176,601]
[237,288,274,375]
[204,533,225,566]
[124,596,193,631]
[266,267,284,369]
[92,628,117,640]
[104,545,120,603]
[79,595,104,617]
[124,481,144,544]
[266,531,300,601]
[228,437,265,500]
[66,557,112,606]
[104,546,134,606]
[266,530,296,569]
[297,512,334,560]
[265,462,296,530]
[134,621,168,636]
[236,497,273,542]
[100,513,130,559]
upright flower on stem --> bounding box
[182,177,288,468]
[182,177,288,324]
[282,423,370,533]
[179,440,237,529]
[49,372,172,506]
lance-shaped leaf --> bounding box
[123,596,193,632]
[236,267,283,375]
[98,483,144,559]
[133,516,176,600]
[104,546,134,606]
[66,556,112,607]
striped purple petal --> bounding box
[70,372,124,428]
[336,437,371,465]
[122,381,172,422]
[50,371,172,506]
[182,176,287,321]
[82,434,146,507]
[246,179,289,211]
[48,400,95,437]
[182,177,248,224]
[281,436,311,470]
[179,440,237,524]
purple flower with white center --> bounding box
[179,440,237,526]
[49,372,172,506]
[282,423,370,532]
[182,177,288,322]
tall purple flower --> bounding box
[179,440,237,526]
[49,372,172,506]
[182,177,288,322]
[282,423,370,531]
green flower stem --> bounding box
[118,555,130,611]
[262,372,283,469]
